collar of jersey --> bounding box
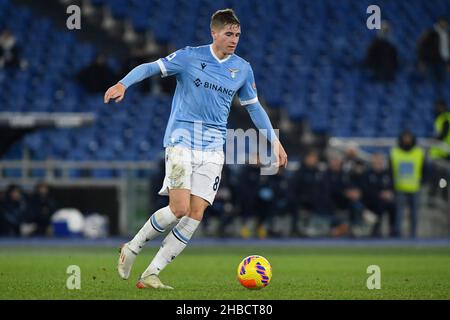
[209,44,232,64]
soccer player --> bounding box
[104,9,288,289]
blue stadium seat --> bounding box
[1,0,448,163]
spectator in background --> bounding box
[270,170,291,238]
[429,100,450,160]
[254,173,284,239]
[428,100,450,200]
[0,29,24,69]
[326,153,377,237]
[0,185,28,236]
[236,162,261,238]
[362,153,396,237]
[26,182,56,236]
[390,130,426,238]
[365,21,399,82]
[325,154,350,236]
[290,150,329,236]
[342,146,367,176]
[77,53,116,93]
[417,17,450,96]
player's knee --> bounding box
[170,204,190,218]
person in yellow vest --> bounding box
[429,100,450,160]
[390,130,426,238]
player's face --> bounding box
[212,24,241,56]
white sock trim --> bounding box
[151,205,178,233]
[128,206,178,253]
[143,217,201,276]
[172,216,201,244]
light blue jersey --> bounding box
[156,45,258,151]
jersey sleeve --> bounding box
[238,64,258,106]
[157,47,190,78]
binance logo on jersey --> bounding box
[204,82,235,97]
[193,78,235,97]
[194,78,202,87]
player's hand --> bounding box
[273,140,288,169]
[104,83,126,103]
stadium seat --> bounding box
[1,0,448,161]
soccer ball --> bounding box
[237,255,272,290]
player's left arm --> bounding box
[245,101,288,168]
[239,64,287,168]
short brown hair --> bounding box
[210,9,240,30]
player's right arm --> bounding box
[104,48,190,104]
[104,62,161,103]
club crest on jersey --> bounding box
[228,68,240,79]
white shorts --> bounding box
[158,146,224,205]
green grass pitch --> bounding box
[0,246,449,299]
